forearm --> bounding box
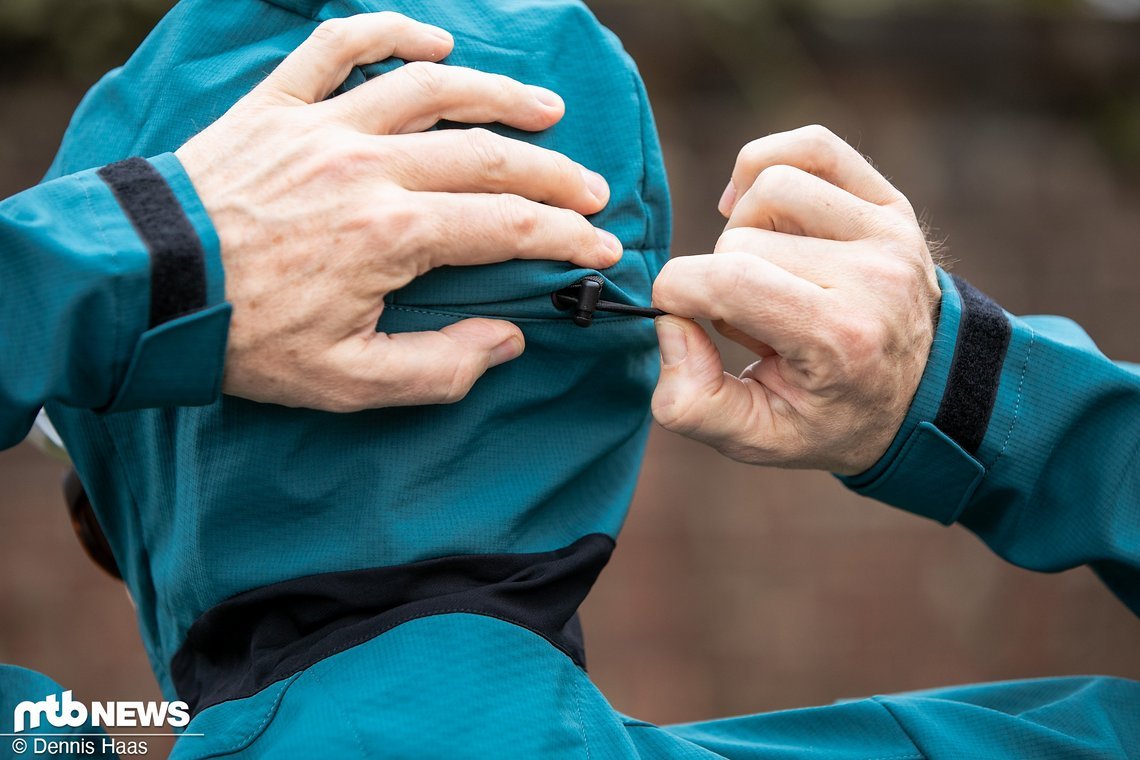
[842,269,1140,614]
[0,155,230,449]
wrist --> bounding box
[840,267,963,484]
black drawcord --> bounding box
[552,275,666,327]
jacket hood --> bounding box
[46,0,670,696]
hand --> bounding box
[175,12,622,411]
[650,125,941,475]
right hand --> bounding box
[650,126,941,475]
[175,12,621,411]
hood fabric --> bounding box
[46,0,670,698]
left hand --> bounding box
[651,126,942,475]
[176,13,621,411]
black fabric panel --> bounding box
[170,533,615,716]
[97,158,207,327]
[933,276,1013,455]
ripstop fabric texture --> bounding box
[0,0,1136,757]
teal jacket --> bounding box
[1,0,1137,757]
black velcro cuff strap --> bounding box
[932,276,1012,456]
[97,157,208,327]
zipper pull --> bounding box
[552,275,666,327]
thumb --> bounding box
[652,316,767,451]
[354,318,524,407]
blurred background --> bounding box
[1,0,1139,755]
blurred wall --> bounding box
[1,1,1138,753]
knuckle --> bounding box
[879,223,927,261]
[466,128,509,182]
[402,60,445,98]
[313,141,376,185]
[548,152,579,192]
[373,199,423,251]
[496,194,541,242]
[871,256,919,292]
[375,11,414,37]
[651,386,702,435]
[716,255,757,299]
[312,17,352,47]
[493,72,521,101]
[753,163,799,196]
[310,146,352,183]
[798,123,840,149]
[374,10,404,25]
[438,357,481,404]
[714,227,753,254]
[831,314,886,374]
[737,138,765,170]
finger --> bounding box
[726,165,888,241]
[721,125,905,216]
[260,13,454,105]
[714,227,847,287]
[408,192,623,271]
[328,62,565,135]
[346,318,525,407]
[651,253,826,358]
[712,320,776,358]
[378,130,609,215]
[652,316,781,457]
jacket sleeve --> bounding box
[0,153,231,450]
[840,268,1140,616]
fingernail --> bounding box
[656,320,688,367]
[528,85,563,110]
[717,180,737,216]
[489,335,524,368]
[596,228,623,259]
[581,167,610,204]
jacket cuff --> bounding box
[99,154,231,412]
[839,269,1002,524]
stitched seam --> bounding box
[310,668,370,760]
[306,608,582,670]
[233,684,284,750]
[988,324,1035,471]
[574,674,593,760]
[994,328,1040,546]
[189,676,297,760]
[194,609,587,715]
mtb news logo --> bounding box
[12,691,190,734]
